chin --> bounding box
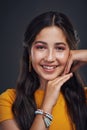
[39,70,64,81]
[42,75,59,81]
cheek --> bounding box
[31,47,46,62]
[31,51,43,63]
[56,52,69,65]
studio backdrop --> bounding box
[0,0,87,93]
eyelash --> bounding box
[56,47,65,51]
[35,45,65,51]
[35,45,46,49]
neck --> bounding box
[39,78,48,90]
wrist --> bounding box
[41,104,53,114]
[35,109,53,128]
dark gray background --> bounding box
[0,0,87,93]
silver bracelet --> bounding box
[35,109,53,128]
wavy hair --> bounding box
[12,11,87,130]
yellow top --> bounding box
[0,88,87,130]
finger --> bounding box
[59,74,72,84]
[57,73,73,82]
[48,73,73,86]
[54,73,73,90]
[53,72,72,81]
[63,55,73,74]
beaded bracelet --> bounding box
[35,109,53,128]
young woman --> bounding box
[0,11,87,130]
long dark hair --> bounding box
[12,11,87,130]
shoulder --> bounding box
[0,89,16,122]
[0,89,16,104]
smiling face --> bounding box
[31,26,70,82]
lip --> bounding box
[41,65,58,73]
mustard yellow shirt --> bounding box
[0,88,87,130]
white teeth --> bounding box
[42,65,56,70]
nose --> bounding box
[44,49,55,62]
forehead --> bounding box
[34,26,68,45]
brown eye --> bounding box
[35,45,46,50]
[56,46,65,51]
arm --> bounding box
[30,73,73,130]
[0,120,20,130]
[64,50,87,74]
[0,73,73,130]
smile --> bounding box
[41,65,57,70]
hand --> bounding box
[64,50,87,74]
[41,73,73,113]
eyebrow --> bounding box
[34,41,47,45]
[34,41,67,46]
